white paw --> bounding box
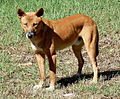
[46,86,55,91]
[33,85,42,90]
[90,80,97,84]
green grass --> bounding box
[0,0,120,46]
[0,0,120,98]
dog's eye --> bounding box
[23,23,27,27]
[33,23,38,27]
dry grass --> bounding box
[1,31,120,99]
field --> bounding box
[0,0,120,98]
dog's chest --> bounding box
[31,43,43,51]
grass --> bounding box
[0,0,120,98]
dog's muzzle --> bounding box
[26,32,36,39]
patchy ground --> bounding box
[1,31,120,99]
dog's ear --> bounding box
[17,8,26,19]
[36,8,44,17]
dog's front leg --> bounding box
[46,50,56,91]
[33,52,45,90]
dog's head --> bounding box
[17,8,44,39]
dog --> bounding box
[17,8,99,90]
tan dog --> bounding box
[17,8,99,90]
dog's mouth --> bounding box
[26,32,36,39]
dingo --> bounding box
[17,8,99,90]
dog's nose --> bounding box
[26,32,35,39]
[27,33,34,38]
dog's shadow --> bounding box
[57,68,120,88]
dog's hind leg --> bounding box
[81,26,99,83]
[72,40,84,74]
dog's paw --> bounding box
[46,86,55,91]
[33,85,42,90]
[90,80,97,84]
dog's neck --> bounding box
[42,19,54,30]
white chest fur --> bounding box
[31,43,43,51]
